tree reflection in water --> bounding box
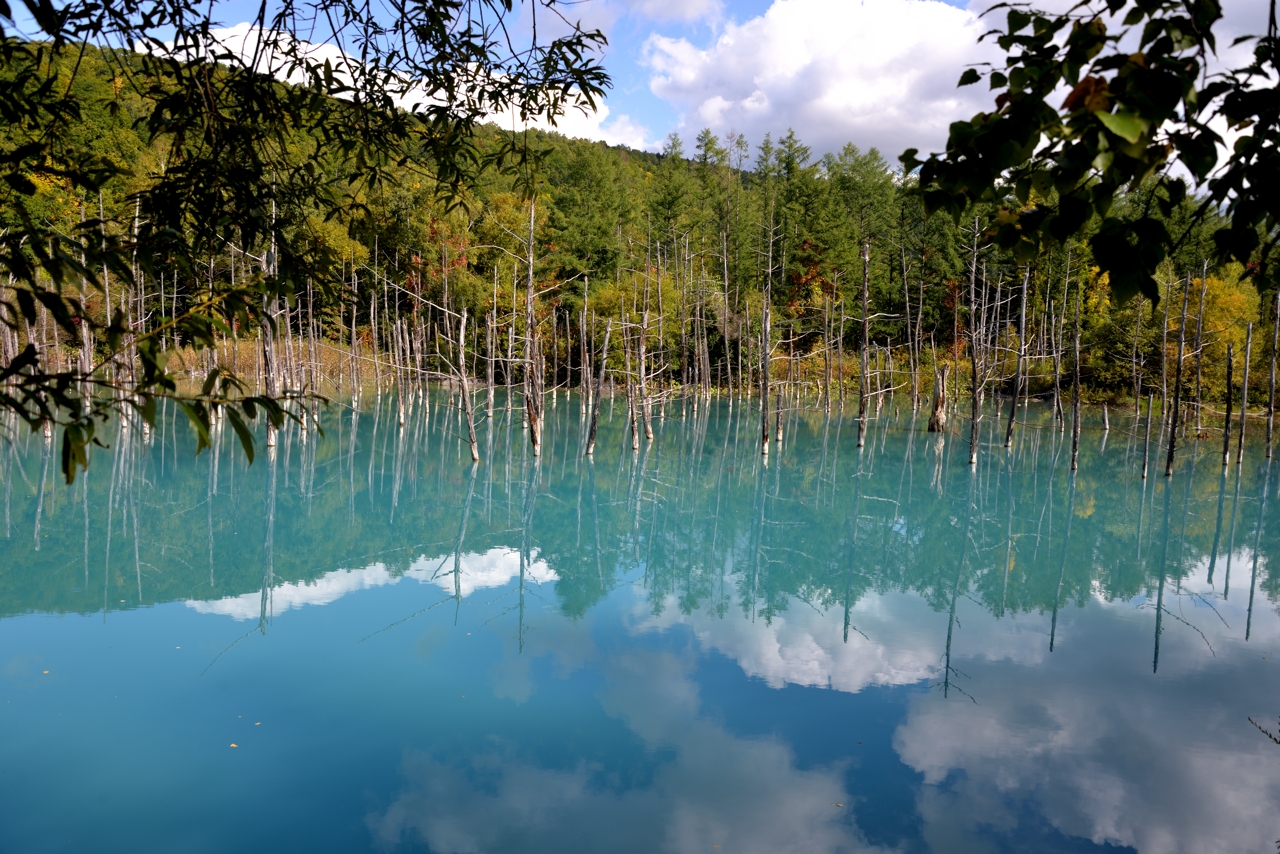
[3,393,1280,853]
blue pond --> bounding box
[1,393,1278,853]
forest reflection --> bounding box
[1,390,1276,679]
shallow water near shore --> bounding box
[2,393,1279,854]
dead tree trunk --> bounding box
[858,239,871,448]
[1194,268,1207,434]
[523,198,544,456]
[1132,296,1144,416]
[1164,273,1190,476]
[639,309,653,441]
[928,364,949,433]
[1268,291,1278,458]
[458,309,480,463]
[1224,342,1234,467]
[1238,321,1253,467]
[761,262,772,457]
[585,320,612,456]
[1004,265,1029,448]
[967,234,980,466]
[1070,273,1082,470]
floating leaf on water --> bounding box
[230,744,238,748]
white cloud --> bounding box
[634,587,1049,694]
[627,552,1280,853]
[634,0,1278,163]
[490,100,659,150]
[641,0,999,160]
[184,548,556,621]
[893,557,1280,854]
[202,23,655,150]
[370,650,890,854]
[416,548,557,599]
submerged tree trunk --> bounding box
[625,324,639,451]
[1224,342,1234,467]
[458,309,480,463]
[1269,291,1279,458]
[1238,322,1253,466]
[858,239,871,449]
[1142,393,1154,479]
[1164,273,1191,476]
[585,320,612,457]
[1132,296,1144,416]
[761,270,772,457]
[639,310,653,442]
[524,198,544,456]
[928,364,950,433]
[1194,270,1207,434]
[967,234,980,466]
[580,296,590,417]
[1005,266,1029,449]
[1070,273,1082,470]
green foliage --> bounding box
[545,141,626,283]
[902,0,1279,305]
[0,1,609,481]
[4,0,1272,485]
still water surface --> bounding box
[2,394,1279,853]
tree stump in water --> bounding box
[928,364,949,433]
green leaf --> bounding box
[225,408,256,466]
[61,426,86,485]
[14,289,37,324]
[1097,110,1146,144]
[201,368,221,398]
[3,172,37,195]
[176,401,211,456]
[138,396,157,427]
[958,68,981,87]
[1012,237,1039,264]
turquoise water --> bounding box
[2,393,1279,854]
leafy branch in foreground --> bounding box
[1250,715,1280,747]
[0,0,609,480]
[903,0,1279,304]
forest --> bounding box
[0,17,1275,472]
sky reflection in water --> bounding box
[1,393,1278,854]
